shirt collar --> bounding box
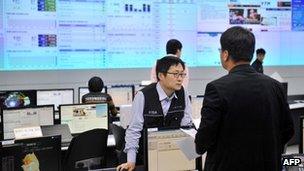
[229,64,255,74]
[166,54,178,57]
[156,82,177,101]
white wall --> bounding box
[0,66,304,102]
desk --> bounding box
[290,103,304,110]
[61,134,115,150]
[93,165,144,171]
[190,101,304,146]
[192,102,304,145]
[288,102,304,145]
[2,135,116,151]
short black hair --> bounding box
[88,76,104,92]
[220,26,255,62]
[156,56,185,81]
[166,39,182,55]
[256,48,266,55]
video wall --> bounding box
[0,0,303,70]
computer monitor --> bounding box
[59,103,108,134]
[1,105,55,140]
[1,135,61,171]
[300,116,304,153]
[191,95,204,120]
[0,90,37,109]
[78,86,107,103]
[37,89,74,111]
[106,85,135,106]
[143,127,198,171]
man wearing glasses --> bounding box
[117,56,192,171]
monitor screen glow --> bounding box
[1,105,54,140]
[60,103,108,134]
[1,0,302,71]
[0,90,37,109]
[107,86,134,106]
[37,89,74,110]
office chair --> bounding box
[63,129,108,171]
[110,123,126,164]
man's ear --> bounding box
[158,72,164,81]
[222,50,229,62]
[176,49,181,58]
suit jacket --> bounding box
[251,59,264,73]
[195,64,294,171]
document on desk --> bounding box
[175,128,200,160]
[192,118,201,129]
[181,128,197,138]
[176,136,200,160]
[289,103,304,109]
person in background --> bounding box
[150,39,189,88]
[251,48,266,73]
[195,26,294,171]
[82,76,117,117]
[117,56,192,171]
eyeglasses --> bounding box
[166,72,187,78]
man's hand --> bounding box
[116,162,135,171]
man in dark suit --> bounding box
[195,26,294,171]
[251,48,266,73]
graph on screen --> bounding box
[1,0,303,71]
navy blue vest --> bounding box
[141,83,185,128]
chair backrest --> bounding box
[63,128,108,171]
[111,124,126,152]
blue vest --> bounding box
[141,83,185,128]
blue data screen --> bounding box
[0,0,303,71]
